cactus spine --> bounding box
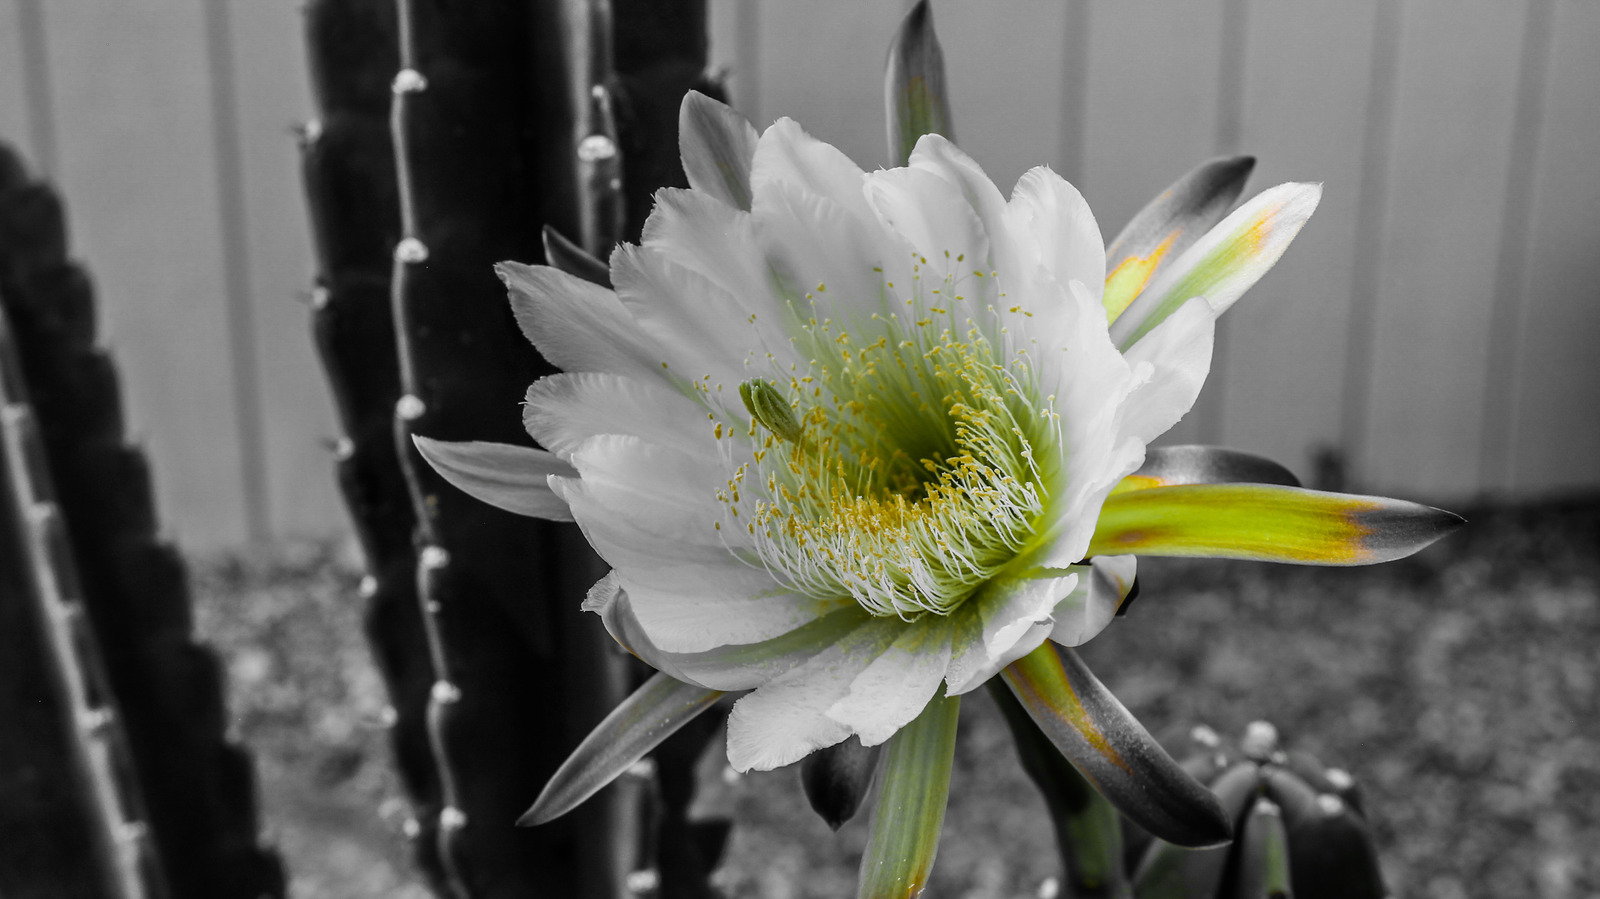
[299,1,449,891]
[0,145,283,898]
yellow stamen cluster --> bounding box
[714,257,1061,620]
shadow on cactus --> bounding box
[414,3,1460,896]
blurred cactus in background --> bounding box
[0,145,283,898]
[1123,721,1387,899]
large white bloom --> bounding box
[421,97,1338,773]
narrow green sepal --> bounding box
[856,693,960,899]
[989,682,1132,898]
[1002,644,1232,849]
[1091,484,1464,566]
[884,0,953,167]
[520,672,722,826]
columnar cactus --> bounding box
[0,145,283,898]
[387,2,629,896]
[299,0,448,890]
[0,302,166,899]
[1125,722,1387,899]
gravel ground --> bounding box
[192,499,1599,899]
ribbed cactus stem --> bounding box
[299,1,447,890]
[0,144,282,899]
[0,305,168,899]
[388,1,628,896]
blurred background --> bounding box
[0,0,1596,549]
[2,2,1597,898]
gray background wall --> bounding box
[1,0,1596,549]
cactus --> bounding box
[0,145,283,897]
[299,0,449,890]
[387,1,633,896]
[0,304,166,899]
[1124,722,1387,899]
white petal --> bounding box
[500,262,662,380]
[863,165,992,279]
[1008,167,1106,299]
[944,570,1078,695]
[751,178,895,330]
[679,91,759,211]
[589,574,870,691]
[610,243,766,388]
[1049,555,1137,647]
[1032,279,1144,568]
[825,615,954,746]
[567,434,725,520]
[523,372,707,459]
[1117,296,1216,445]
[412,437,575,521]
[749,117,875,226]
[725,617,904,771]
[906,135,1035,280]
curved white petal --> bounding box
[610,243,767,388]
[1118,296,1216,446]
[523,372,707,459]
[1008,167,1106,301]
[863,165,992,281]
[749,117,875,226]
[825,615,954,746]
[750,177,897,332]
[586,574,871,690]
[1049,555,1137,647]
[725,617,904,771]
[944,569,1078,695]
[500,262,663,380]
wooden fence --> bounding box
[1,0,1596,548]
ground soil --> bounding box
[192,499,1600,899]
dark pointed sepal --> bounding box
[1001,644,1232,848]
[540,225,613,288]
[520,672,722,826]
[1118,445,1302,494]
[800,737,882,831]
[884,0,953,167]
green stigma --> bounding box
[740,378,804,444]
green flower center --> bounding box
[715,264,1060,620]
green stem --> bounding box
[856,694,961,899]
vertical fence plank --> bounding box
[1360,0,1526,498]
[1080,0,1227,447]
[935,1,1070,192]
[0,1,32,154]
[224,0,341,539]
[1508,0,1600,495]
[201,0,269,542]
[41,0,247,547]
[1217,2,1381,480]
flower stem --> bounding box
[856,693,961,899]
